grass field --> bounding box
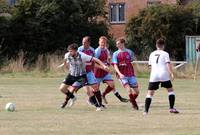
[0,77,200,135]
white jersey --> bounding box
[64,52,93,77]
[149,50,170,82]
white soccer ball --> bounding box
[5,102,16,112]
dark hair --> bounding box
[156,38,165,48]
[116,38,126,44]
[83,36,91,43]
[67,43,78,51]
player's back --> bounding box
[149,50,170,82]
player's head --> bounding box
[99,36,108,48]
[67,43,78,57]
[156,38,165,50]
[116,38,125,49]
[82,36,91,48]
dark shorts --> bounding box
[148,80,173,90]
[63,74,87,89]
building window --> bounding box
[109,3,125,24]
[147,0,161,6]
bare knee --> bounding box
[91,84,99,92]
[59,83,68,94]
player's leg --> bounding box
[144,90,155,115]
[84,86,94,105]
[67,75,87,107]
[127,76,139,110]
[86,72,103,110]
[59,75,76,108]
[103,80,129,103]
[162,81,179,113]
[89,83,103,110]
[143,82,159,115]
[93,83,104,108]
[59,83,74,108]
[101,74,114,104]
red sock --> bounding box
[129,93,138,106]
[102,86,113,97]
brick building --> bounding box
[107,0,181,38]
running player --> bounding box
[59,43,109,111]
[112,38,140,110]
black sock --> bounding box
[169,94,175,109]
[114,92,122,100]
[66,91,75,99]
[90,95,100,107]
[145,98,152,113]
[94,91,102,106]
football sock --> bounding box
[102,86,113,97]
[144,97,152,113]
[168,92,175,109]
[129,93,138,106]
[90,95,100,107]
[66,91,75,99]
[95,91,102,104]
[94,90,103,106]
[114,91,123,100]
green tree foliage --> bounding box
[125,4,196,60]
[0,0,108,62]
[0,0,10,13]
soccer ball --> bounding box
[5,102,16,112]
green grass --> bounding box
[0,77,200,135]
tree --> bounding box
[0,0,108,62]
[125,4,196,60]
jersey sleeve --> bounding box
[130,50,134,62]
[148,53,152,66]
[91,47,95,57]
[80,52,93,63]
[165,53,170,63]
[95,48,100,58]
[77,46,82,52]
[64,53,69,63]
[112,52,118,64]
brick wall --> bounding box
[108,0,177,39]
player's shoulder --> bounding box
[89,46,95,51]
[95,47,101,52]
[78,51,85,56]
[125,48,132,52]
[158,50,169,56]
[65,52,70,56]
[78,45,83,50]
[113,50,120,55]
[64,52,70,59]
[125,48,133,54]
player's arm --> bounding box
[113,64,125,78]
[92,57,109,72]
[166,62,174,80]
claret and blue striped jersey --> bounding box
[94,47,110,78]
[112,48,135,77]
[78,46,95,72]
